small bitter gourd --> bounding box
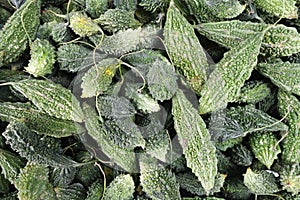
[0,0,41,66]
[102,174,135,200]
[243,168,279,195]
[25,38,56,77]
[69,12,101,37]
[249,132,281,169]
[139,155,181,200]
[0,102,83,138]
[95,9,141,33]
[15,163,57,200]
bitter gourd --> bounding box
[9,79,84,122]
[164,1,209,94]
[176,172,226,196]
[69,12,100,37]
[139,155,181,200]
[257,62,300,96]
[235,81,271,104]
[182,0,245,22]
[279,164,300,195]
[82,103,136,172]
[226,105,288,135]
[277,90,300,164]
[249,132,281,169]
[0,102,83,138]
[54,183,86,200]
[102,174,134,200]
[243,168,279,195]
[95,9,141,33]
[172,89,217,194]
[15,163,57,200]
[93,26,161,57]
[230,144,253,167]
[25,38,56,77]
[0,0,41,66]
[86,0,108,18]
[198,32,265,114]
[254,0,298,19]
[197,21,300,57]
[86,181,103,200]
[3,122,78,167]
[57,43,92,72]
[0,148,24,183]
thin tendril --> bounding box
[242,105,291,137]
[95,162,107,200]
[21,0,34,46]
[92,28,105,67]
[120,61,146,92]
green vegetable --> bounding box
[85,0,108,18]
[82,103,136,172]
[54,183,86,200]
[69,12,100,37]
[198,32,265,114]
[95,9,141,33]
[25,38,55,77]
[243,168,279,195]
[254,0,298,19]
[16,163,57,200]
[103,174,134,200]
[182,0,245,22]
[164,1,209,94]
[0,149,24,183]
[8,79,84,122]
[277,90,300,164]
[250,132,281,169]
[81,58,120,98]
[230,144,253,167]
[86,181,104,200]
[0,0,41,66]
[0,102,83,138]
[140,155,181,200]
[279,164,300,195]
[93,26,161,56]
[176,172,226,196]
[172,89,217,194]
[3,122,77,167]
[257,62,300,96]
[57,43,92,72]
[235,81,271,104]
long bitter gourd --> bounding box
[172,89,217,194]
[0,0,41,66]
[198,32,265,114]
[164,1,209,94]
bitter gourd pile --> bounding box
[0,0,300,199]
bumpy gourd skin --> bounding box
[25,38,55,77]
[164,1,209,95]
[172,89,217,195]
[254,0,298,19]
[0,0,41,67]
[278,90,300,164]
